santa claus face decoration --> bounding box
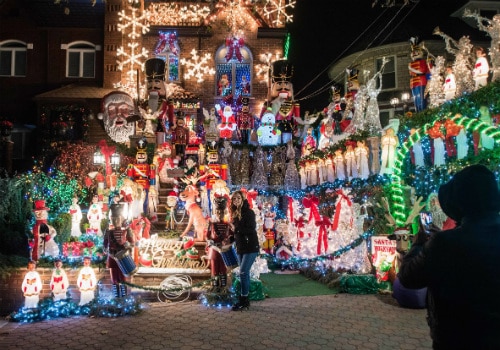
[102,92,135,143]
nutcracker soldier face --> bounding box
[409,37,424,61]
[135,137,148,164]
[145,58,167,98]
[101,91,135,143]
[271,59,294,99]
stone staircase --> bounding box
[85,116,111,144]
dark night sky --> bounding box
[286,0,482,112]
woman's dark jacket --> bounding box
[398,165,500,348]
[232,201,260,254]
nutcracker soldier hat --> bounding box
[271,59,294,83]
[33,199,50,211]
[136,137,148,154]
[145,58,166,81]
[347,68,359,81]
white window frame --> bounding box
[0,40,27,77]
[65,41,96,78]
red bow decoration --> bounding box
[246,190,258,209]
[285,196,294,222]
[302,195,320,222]
[225,37,245,62]
[98,139,116,175]
[155,32,179,56]
[317,217,330,255]
[331,189,352,231]
[120,190,133,203]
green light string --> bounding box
[283,32,290,59]
[390,114,500,226]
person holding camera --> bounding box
[398,165,500,349]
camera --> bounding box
[420,212,433,233]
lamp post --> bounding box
[390,97,399,115]
[93,149,104,166]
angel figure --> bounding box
[138,107,158,136]
[293,111,319,140]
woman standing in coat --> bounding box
[229,190,260,311]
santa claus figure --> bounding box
[216,104,236,140]
[32,199,59,260]
[100,91,136,144]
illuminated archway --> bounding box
[389,113,500,226]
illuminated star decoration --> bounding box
[262,0,296,27]
[114,5,150,99]
[180,49,216,83]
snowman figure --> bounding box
[257,109,281,146]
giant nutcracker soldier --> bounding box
[408,37,431,112]
[270,60,300,144]
[127,137,156,216]
[144,58,175,144]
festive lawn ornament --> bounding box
[257,108,280,146]
[284,139,300,190]
[104,200,136,298]
[270,59,298,144]
[274,219,294,260]
[427,121,446,166]
[215,104,237,140]
[22,260,42,309]
[251,145,269,189]
[87,194,104,236]
[355,140,370,179]
[293,110,319,140]
[130,214,151,264]
[344,68,359,121]
[100,91,137,144]
[473,46,490,90]
[426,55,446,108]
[379,127,398,175]
[333,149,346,180]
[50,258,69,301]
[77,256,97,306]
[166,189,179,230]
[69,196,83,237]
[344,141,358,180]
[433,27,475,96]
[262,204,276,254]
[443,63,457,101]
[364,59,386,135]
[408,129,425,168]
[301,127,316,157]
[127,137,156,216]
[237,97,253,144]
[463,9,500,82]
[32,199,59,260]
[203,107,219,143]
[172,116,190,165]
[179,185,207,241]
[408,37,431,112]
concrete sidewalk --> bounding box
[0,293,431,350]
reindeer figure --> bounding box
[179,185,208,241]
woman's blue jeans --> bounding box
[237,252,258,296]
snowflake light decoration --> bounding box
[262,0,295,27]
[118,7,150,39]
[115,4,150,99]
[255,52,281,85]
[180,49,215,83]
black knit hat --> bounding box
[438,164,500,221]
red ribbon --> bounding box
[99,139,116,175]
[225,37,245,62]
[120,191,133,203]
[331,189,352,231]
[286,196,294,222]
[302,196,320,222]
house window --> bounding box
[154,31,180,82]
[0,40,27,77]
[66,42,96,78]
[215,44,252,98]
[376,56,396,90]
